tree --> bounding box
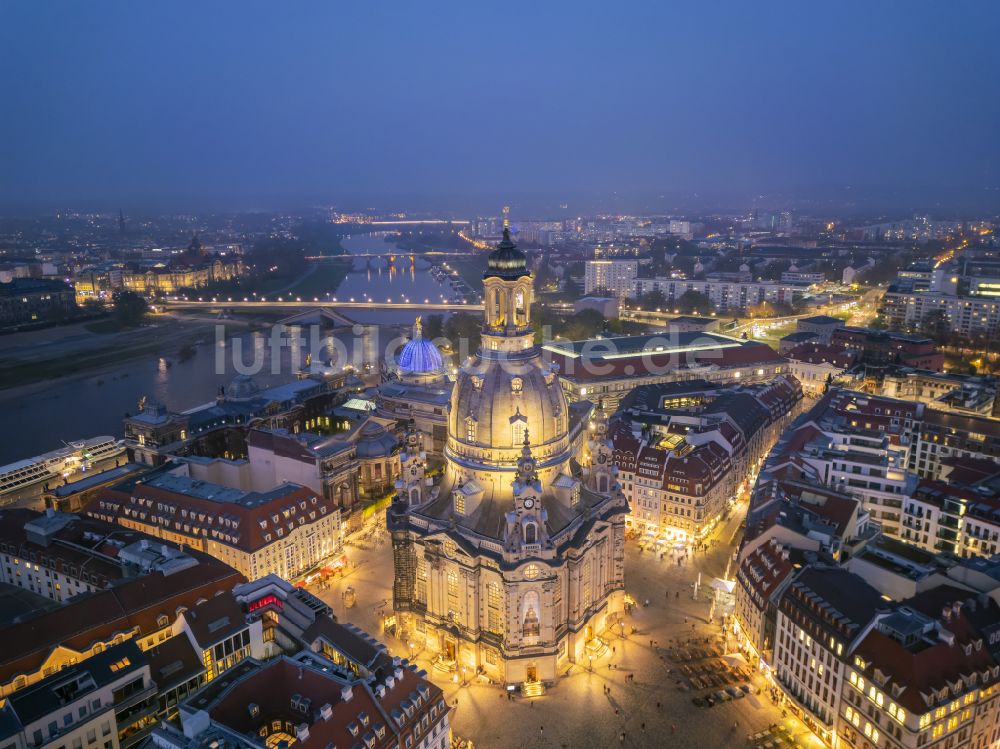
[112,290,148,327]
[676,290,713,315]
[560,275,581,300]
[636,288,668,310]
[443,312,481,357]
[919,309,950,343]
[560,309,605,340]
[246,238,308,281]
[422,313,444,342]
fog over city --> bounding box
[1,4,1000,749]
[1,1,999,214]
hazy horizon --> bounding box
[2,1,999,217]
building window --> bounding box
[512,420,527,447]
[454,492,465,515]
[521,591,541,638]
[524,521,537,544]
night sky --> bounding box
[1,1,998,214]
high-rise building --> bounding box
[388,229,628,689]
[584,259,638,298]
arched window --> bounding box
[524,521,537,544]
[493,288,502,323]
[409,487,420,504]
[521,591,541,638]
[512,419,527,447]
[598,474,609,493]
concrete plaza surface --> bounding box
[311,510,820,749]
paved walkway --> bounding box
[309,507,814,748]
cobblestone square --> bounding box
[313,509,822,749]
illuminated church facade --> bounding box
[388,228,628,688]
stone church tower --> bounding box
[388,228,628,689]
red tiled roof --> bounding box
[0,561,243,686]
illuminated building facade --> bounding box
[388,229,628,689]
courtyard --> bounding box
[310,508,820,749]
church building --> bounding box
[387,227,628,690]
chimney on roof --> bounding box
[393,667,404,681]
[341,685,353,703]
[319,703,332,721]
[942,606,952,622]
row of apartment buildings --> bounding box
[754,389,1000,559]
[608,376,803,542]
[734,454,1000,749]
[583,259,816,310]
[0,510,450,749]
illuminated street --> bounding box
[316,511,818,748]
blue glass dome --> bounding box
[398,318,444,374]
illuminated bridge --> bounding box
[161,299,484,312]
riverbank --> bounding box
[0,313,255,390]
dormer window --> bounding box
[511,417,527,447]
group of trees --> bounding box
[633,288,712,315]
[112,290,149,327]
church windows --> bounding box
[512,419,527,447]
[487,582,502,635]
[465,417,477,443]
[447,570,458,598]
[524,521,537,545]
[523,563,540,580]
[521,591,541,638]
[416,559,427,603]
[487,582,502,609]
[454,492,466,515]
[514,288,526,323]
[581,560,593,609]
[571,484,581,507]
[510,377,523,394]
